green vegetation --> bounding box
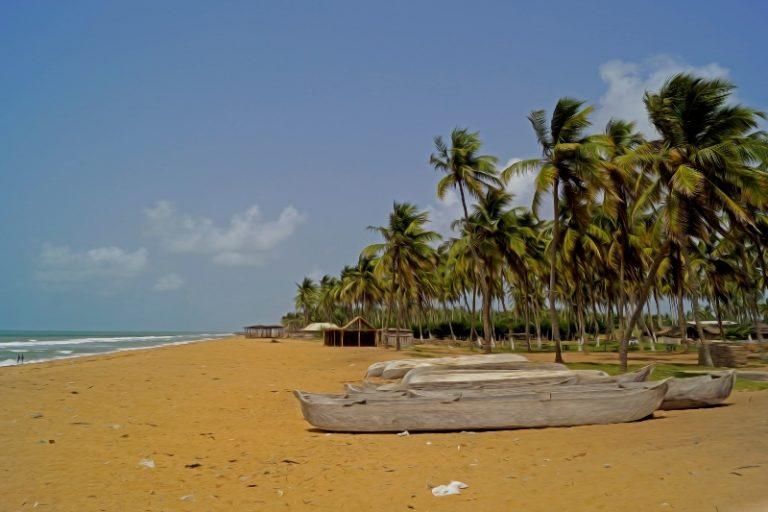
[285,73,768,373]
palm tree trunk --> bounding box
[481,273,493,353]
[523,280,532,352]
[621,241,671,371]
[576,287,586,352]
[470,285,478,345]
[618,260,628,363]
[714,293,726,342]
[549,178,564,363]
[457,181,494,348]
[677,285,688,349]
[646,300,656,351]
[692,292,713,366]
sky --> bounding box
[1,1,766,331]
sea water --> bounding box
[0,330,232,367]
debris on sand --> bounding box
[431,481,468,497]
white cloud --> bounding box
[153,273,185,291]
[143,201,306,266]
[307,267,325,282]
[426,189,463,237]
[595,55,730,137]
[36,244,148,283]
[503,158,533,205]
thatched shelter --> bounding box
[244,325,285,338]
[324,316,378,347]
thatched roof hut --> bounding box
[244,324,285,338]
[323,316,378,347]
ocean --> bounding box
[0,330,233,367]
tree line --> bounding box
[286,74,768,371]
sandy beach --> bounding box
[1,336,766,511]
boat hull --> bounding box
[659,371,735,410]
[294,381,668,432]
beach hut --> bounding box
[323,317,378,347]
[295,322,339,339]
[380,328,414,348]
[244,324,286,338]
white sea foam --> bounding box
[0,334,232,368]
[0,334,184,348]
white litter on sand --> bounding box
[431,481,468,497]
[397,430,410,436]
[138,458,155,469]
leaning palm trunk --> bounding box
[692,293,713,366]
[621,242,671,372]
[458,181,494,348]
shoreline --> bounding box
[0,334,236,370]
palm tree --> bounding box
[620,74,768,362]
[504,98,604,363]
[341,255,383,319]
[365,202,440,350]
[430,128,500,351]
[294,277,318,327]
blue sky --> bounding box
[1,1,766,331]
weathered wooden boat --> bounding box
[399,368,611,389]
[659,370,736,410]
[347,364,653,393]
[614,364,654,383]
[365,353,529,379]
[294,380,669,432]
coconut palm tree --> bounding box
[620,74,768,360]
[365,202,440,350]
[341,255,383,319]
[430,128,500,351]
[294,277,318,327]
[504,98,605,363]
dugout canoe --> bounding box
[365,353,529,379]
[398,368,608,389]
[294,380,669,432]
[659,370,736,410]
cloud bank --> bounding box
[153,273,185,291]
[144,201,306,266]
[36,245,148,284]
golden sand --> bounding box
[0,337,766,511]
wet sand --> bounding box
[0,336,766,511]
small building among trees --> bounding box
[323,317,379,347]
[244,324,286,338]
[380,328,415,348]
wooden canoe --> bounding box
[294,380,669,432]
[614,364,654,383]
[365,354,529,379]
[399,369,611,389]
[659,370,736,410]
[346,364,653,393]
